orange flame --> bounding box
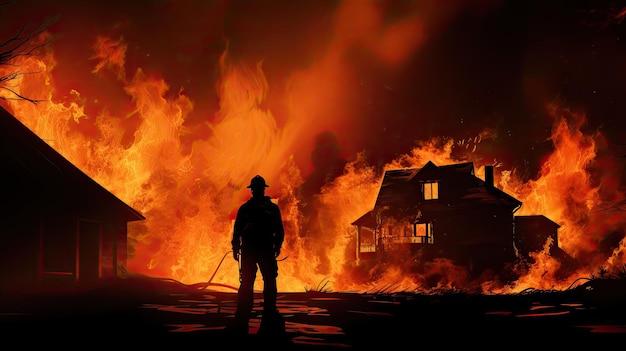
[1,5,625,294]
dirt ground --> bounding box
[1,276,626,349]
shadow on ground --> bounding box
[1,275,626,349]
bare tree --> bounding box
[0,1,57,104]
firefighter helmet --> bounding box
[247,175,269,189]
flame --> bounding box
[1,2,625,294]
[497,105,626,291]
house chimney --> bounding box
[485,165,494,187]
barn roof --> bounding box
[0,105,145,222]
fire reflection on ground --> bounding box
[132,287,626,350]
[2,285,626,348]
[576,325,626,333]
[148,292,352,348]
[144,293,344,336]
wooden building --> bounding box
[0,106,145,292]
[352,161,564,275]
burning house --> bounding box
[0,106,145,292]
[352,160,565,275]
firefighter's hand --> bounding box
[233,250,239,261]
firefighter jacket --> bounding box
[232,195,284,254]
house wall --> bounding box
[429,206,516,273]
[1,107,142,292]
[514,217,559,254]
[1,154,43,291]
[0,206,130,292]
[355,206,517,274]
[0,212,40,292]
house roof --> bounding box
[351,210,376,228]
[371,160,522,214]
[0,105,145,222]
[374,167,421,210]
[515,215,561,228]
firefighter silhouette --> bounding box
[230,175,285,335]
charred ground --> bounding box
[1,274,626,349]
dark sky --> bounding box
[3,0,626,183]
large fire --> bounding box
[1,1,625,294]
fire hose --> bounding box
[193,250,238,291]
[197,249,288,291]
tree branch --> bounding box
[0,4,58,103]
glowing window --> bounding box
[415,223,428,236]
[423,181,439,200]
[415,223,434,244]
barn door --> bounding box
[77,220,102,284]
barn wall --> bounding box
[0,213,40,292]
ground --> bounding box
[1,275,626,349]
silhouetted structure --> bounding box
[352,161,568,274]
[514,215,559,254]
[0,106,145,292]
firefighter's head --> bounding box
[247,174,269,197]
[247,174,269,191]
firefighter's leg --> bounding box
[259,255,279,315]
[257,255,283,337]
[234,251,257,328]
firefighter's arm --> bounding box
[232,209,243,261]
[274,206,285,257]
[231,235,240,261]
[232,250,240,261]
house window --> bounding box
[359,229,376,253]
[415,223,429,236]
[423,181,439,200]
[414,222,434,244]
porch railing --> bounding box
[359,235,433,253]
[359,244,377,253]
[383,235,433,245]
